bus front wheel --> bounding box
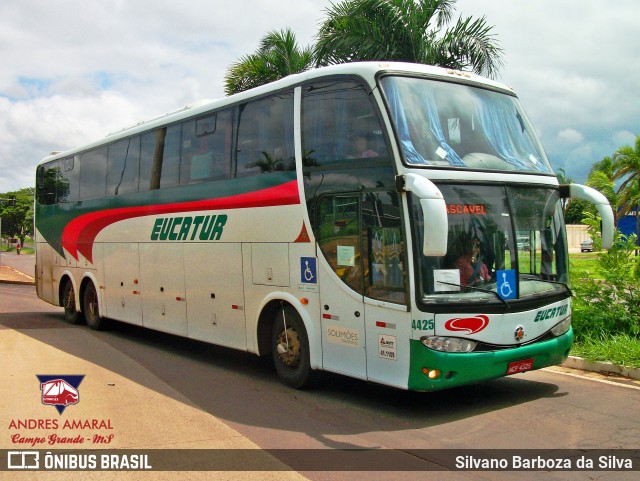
[83,282,108,330]
[271,306,315,389]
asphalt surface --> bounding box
[0,251,309,480]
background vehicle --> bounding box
[581,239,594,252]
[34,63,613,391]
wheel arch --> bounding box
[57,271,78,308]
[255,292,321,370]
[79,272,101,315]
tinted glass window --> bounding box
[316,192,406,303]
[161,125,181,188]
[140,130,161,191]
[79,147,107,200]
[58,156,79,203]
[107,137,140,196]
[36,162,60,205]
[236,91,294,177]
[302,81,390,167]
[180,109,232,184]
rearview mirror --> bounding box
[398,174,448,256]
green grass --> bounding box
[570,333,640,369]
[0,246,34,255]
[569,251,640,370]
[569,252,601,278]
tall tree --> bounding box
[612,135,640,220]
[587,170,618,225]
[0,188,34,247]
[611,136,640,242]
[315,0,503,78]
[224,28,315,95]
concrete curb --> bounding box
[563,356,640,381]
[0,265,34,285]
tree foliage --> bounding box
[612,135,640,223]
[314,0,503,78]
[0,188,34,245]
[224,28,315,95]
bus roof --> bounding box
[39,62,513,165]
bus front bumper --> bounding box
[408,327,574,391]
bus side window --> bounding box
[316,195,364,295]
[180,109,232,185]
[36,162,59,205]
[107,137,140,196]
[140,130,159,191]
[160,125,181,189]
[79,147,107,200]
[235,91,294,177]
[302,81,390,167]
[362,191,407,305]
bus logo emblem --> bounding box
[514,325,525,342]
[444,315,489,335]
[36,375,85,414]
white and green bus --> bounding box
[35,62,613,391]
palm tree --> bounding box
[224,28,315,95]
[612,135,640,234]
[314,0,503,78]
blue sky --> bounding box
[0,0,638,192]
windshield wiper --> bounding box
[521,274,573,296]
[436,281,510,308]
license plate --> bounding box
[507,358,534,375]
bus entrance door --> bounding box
[317,195,367,379]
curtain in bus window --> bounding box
[475,94,549,173]
[418,88,465,166]
[384,80,428,165]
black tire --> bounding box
[62,279,83,324]
[271,305,315,389]
[83,282,108,330]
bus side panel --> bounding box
[103,242,142,325]
[318,260,367,380]
[364,302,411,390]
[36,242,54,304]
[185,243,246,349]
[139,243,187,336]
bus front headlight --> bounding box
[421,336,477,353]
[551,316,571,337]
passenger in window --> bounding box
[350,136,378,159]
[453,236,491,286]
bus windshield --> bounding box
[380,76,553,174]
[411,185,569,304]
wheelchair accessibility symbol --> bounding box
[301,257,317,284]
[497,269,517,300]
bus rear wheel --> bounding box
[271,306,315,389]
[62,279,83,324]
[83,282,108,330]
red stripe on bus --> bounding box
[62,180,299,263]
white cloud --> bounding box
[557,129,585,145]
[612,130,637,148]
[1,0,639,192]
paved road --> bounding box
[1,280,639,479]
[0,250,34,276]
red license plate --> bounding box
[506,358,534,375]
